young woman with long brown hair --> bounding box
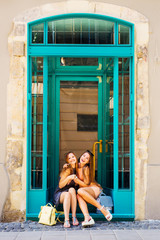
[74,150,112,227]
[53,152,79,228]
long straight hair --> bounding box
[80,150,94,184]
[80,150,101,188]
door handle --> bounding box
[106,140,113,152]
[92,140,102,179]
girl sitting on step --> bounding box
[53,152,79,228]
[73,150,112,227]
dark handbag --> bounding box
[97,192,113,213]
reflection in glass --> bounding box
[32,23,44,44]
[118,58,130,189]
[118,25,130,44]
[59,81,98,179]
[105,58,114,189]
[47,57,55,192]
[48,18,114,44]
[60,57,98,66]
[31,157,43,189]
[31,57,43,189]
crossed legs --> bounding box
[77,194,90,222]
[77,186,111,220]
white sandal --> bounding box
[99,206,112,221]
[82,215,95,227]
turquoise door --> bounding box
[27,56,134,220]
[55,75,102,186]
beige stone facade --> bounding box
[0,0,160,221]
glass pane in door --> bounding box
[59,80,98,178]
[31,57,43,189]
[118,58,130,189]
[105,58,114,189]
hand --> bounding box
[63,163,69,169]
[67,174,76,180]
[74,176,79,184]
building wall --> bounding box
[0,0,160,220]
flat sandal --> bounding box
[64,220,70,228]
[72,216,79,226]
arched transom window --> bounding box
[31,16,131,45]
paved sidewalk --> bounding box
[0,229,160,240]
[0,221,160,239]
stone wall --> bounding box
[3,0,149,221]
[3,22,27,221]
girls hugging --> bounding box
[53,151,112,228]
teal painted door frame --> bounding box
[27,13,135,220]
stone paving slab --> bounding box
[0,232,19,240]
[16,231,42,240]
[91,231,117,240]
[90,230,116,240]
[90,230,114,234]
[114,230,143,240]
[136,230,160,240]
[42,230,65,240]
[66,230,90,240]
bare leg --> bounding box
[60,192,71,227]
[77,187,111,219]
[68,188,79,225]
[77,194,90,221]
[68,188,77,218]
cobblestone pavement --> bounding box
[0,220,160,232]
